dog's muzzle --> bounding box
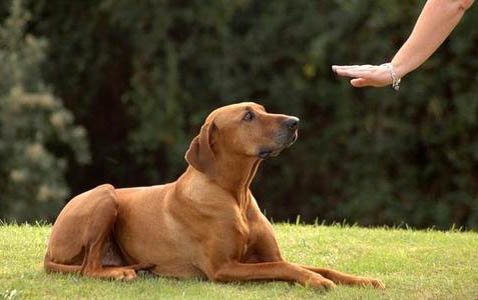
[259,117,299,159]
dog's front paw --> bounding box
[306,276,336,290]
[356,277,385,289]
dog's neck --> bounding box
[213,153,262,210]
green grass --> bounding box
[1,223,478,300]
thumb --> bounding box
[350,78,370,88]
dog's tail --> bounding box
[125,263,156,271]
[43,250,82,274]
[44,249,155,274]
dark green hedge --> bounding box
[14,0,478,228]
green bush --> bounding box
[4,0,477,228]
[0,0,90,222]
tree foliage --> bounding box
[1,0,477,228]
[0,0,90,222]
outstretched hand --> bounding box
[331,64,393,88]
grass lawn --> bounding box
[1,223,477,299]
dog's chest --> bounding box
[233,212,254,259]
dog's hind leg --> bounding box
[44,184,152,280]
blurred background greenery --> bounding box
[1,0,477,229]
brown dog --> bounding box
[44,102,384,289]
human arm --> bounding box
[332,0,475,88]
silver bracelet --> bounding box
[381,63,401,91]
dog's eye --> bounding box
[243,111,255,122]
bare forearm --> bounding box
[392,0,474,78]
[332,0,474,88]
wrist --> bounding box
[390,60,408,80]
[381,63,402,91]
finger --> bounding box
[335,68,373,78]
[332,65,375,72]
[350,78,370,88]
[332,65,360,72]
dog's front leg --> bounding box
[210,261,336,290]
[296,264,385,288]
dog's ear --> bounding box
[185,121,217,177]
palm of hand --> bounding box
[332,65,393,88]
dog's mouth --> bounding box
[258,149,281,159]
[288,131,298,147]
[259,132,298,160]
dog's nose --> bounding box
[284,117,299,130]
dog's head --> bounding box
[185,102,299,176]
